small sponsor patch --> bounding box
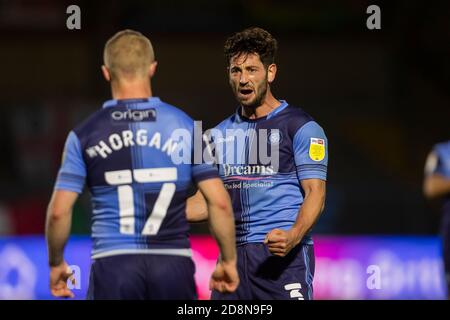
[110,108,156,122]
[309,138,325,161]
[268,130,282,146]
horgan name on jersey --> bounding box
[85,129,178,159]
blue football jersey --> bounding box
[432,141,450,178]
[212,101,328,245]
[54,97,218,259]
[430,140,450,217]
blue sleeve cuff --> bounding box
[296,164,327,181]
[192,164,219,184]
[54,172,85,194]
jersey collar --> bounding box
[102,97,161,109]
[235,100,289,123]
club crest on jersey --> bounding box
[309,138,325,162]
[110,108,156,122]
[268,130,282,146]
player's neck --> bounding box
[111,79,153,100]
[241,91,280,119]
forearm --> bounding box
[46,206,72,266]
[208,201,236,263]
[197,178,237,263]
[424,175,450,199]
[291,188,325,243]
[186,191,208,222]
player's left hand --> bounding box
[264,228,301,257]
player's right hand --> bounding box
[49,261,75,298]
[209,260,239,293]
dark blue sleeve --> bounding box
[54,131,86,193]
[293,121,328,181]
[192,163,219,184]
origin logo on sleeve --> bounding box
[309,138,325,161]
[110,109,156,122]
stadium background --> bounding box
[0,1,448,299]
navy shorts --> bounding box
[86,254,197,300]
[211,243,315,300]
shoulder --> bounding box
[214,113,238,131]
[292,121,327,151]
[434,140,450,158]
[279,105,325,138]
[157,100,194,125]
[72,108,110,139]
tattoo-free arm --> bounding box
[265,178,326,257]
[46,190,78,266]
[186,190,208,222]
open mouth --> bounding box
[239,88,254,97]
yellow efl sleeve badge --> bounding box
[309,138,325,162]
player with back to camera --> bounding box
[46,29,239,299]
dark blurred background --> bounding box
[0,0,448,236]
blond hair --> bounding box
[103,29,155,80]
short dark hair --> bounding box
[224,27,278,68]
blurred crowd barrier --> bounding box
[0,235,445,300]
